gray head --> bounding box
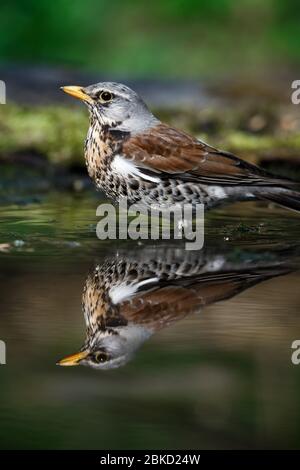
[57,323,152,370]
[62,81,159,133]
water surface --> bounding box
[0,193,300,449]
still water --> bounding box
[0,192,300,449]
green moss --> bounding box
[0,103,88,165]
[219,131,300,156]
[1,103,300,168]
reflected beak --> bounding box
[61,85,92,103]
[56,350,89,367]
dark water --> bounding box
[1,192,300,449]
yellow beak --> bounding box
[56,350,89,367]
[61,85,92,103]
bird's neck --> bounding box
[84,119,124,182]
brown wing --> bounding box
[121,285,202,330]
[120,269,283,330]
[122,123,290,187]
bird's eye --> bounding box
[99,91,114,103]
[94,351,109,363]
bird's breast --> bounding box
[84,127,231,207]
[84,125,114,181]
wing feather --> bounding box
[122,123,293,187]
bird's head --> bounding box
[61,81,158,133]
[57,324,151,370]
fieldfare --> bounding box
[57,246,292,369]
[62,82,300,212]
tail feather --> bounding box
[260,190,300,212]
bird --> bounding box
[57,245,294,370]
[61,82,300,212]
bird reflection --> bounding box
[57,245,297,370]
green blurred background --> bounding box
[1,0,299,77]
[1,0,300,177]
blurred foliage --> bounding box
[1,0,300,77]
[0,104,87,164]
